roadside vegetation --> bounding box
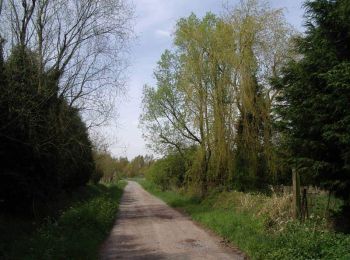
[0,181,126,259]
[1,0,349,258]
[0,0,133,258]
[139,0,350,259]
[140,179,350,259]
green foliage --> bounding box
[0,181,126,259]
[115,157,130,177]
[267,222,350,259]
[0,46,94,213]
[126,155,153,177]
[139,179,199,207]
[90,168,104,185]
[92,153,154,184]
[146,152,187,191]
[140,2,295,193]
[275,0,350,205]
[93,152,120,183]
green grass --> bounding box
[0,181,126,260]
[139,179,350,260]
[126,176,146,183]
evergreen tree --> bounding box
[275,0,350,204]
[0,47,94,213]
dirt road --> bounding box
[100,181,245,259]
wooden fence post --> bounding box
[292,168,301,220]
[301,187,309,221]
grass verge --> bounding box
[139,179,350,260]
[0,180,126,260]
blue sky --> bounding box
[110,0,305,159]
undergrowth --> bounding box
[0,181,126,260]
[139,179,350,260]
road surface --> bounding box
[100,181,245,259]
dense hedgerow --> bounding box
[0,46,94,213]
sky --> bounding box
[109,0,305,160]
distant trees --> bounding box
[275,0,350,205]
[93,151,116,184]
[92,151,154,183]
[140,0,294,194]
[125,155,154,177]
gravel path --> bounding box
[99,181,245,260]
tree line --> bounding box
[93,152,154,183]
[140,0,350,213]
[0,0,132,214]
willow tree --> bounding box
[140,50,201,156]
[174,13,213,193]
[224,0,295,189]
[141,0,295,193]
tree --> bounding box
[141,1,294,193]
[275,0,350,204]
[146,151,188,191]
[0,0,133,127]
[140,50,200,157]
[0,46,94,213]
[0,0,133,214]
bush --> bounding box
[146,153,186,190]
[90,168,104,184]
[93,151,118,183]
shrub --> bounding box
[146,153,186,190]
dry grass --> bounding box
[257,191,293,231]
[207,188,294,232]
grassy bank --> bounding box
[140,180,350,259]
[0,181,126,260]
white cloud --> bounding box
[155,29,171,38]
[134,0,173,33]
